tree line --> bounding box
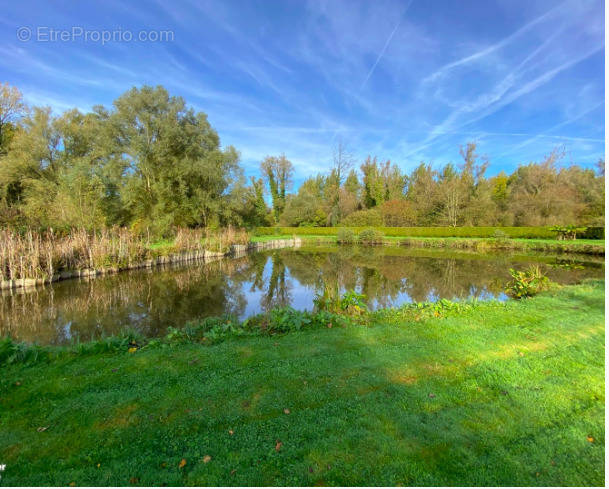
[0,83,604,234]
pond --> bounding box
[0,245,603,345]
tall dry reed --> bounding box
[0,227,250,281]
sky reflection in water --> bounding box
[0,245,603,345]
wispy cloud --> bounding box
[0,0,603,180]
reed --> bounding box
[0,226,251,281]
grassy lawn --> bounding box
[0,281,604,486]
[251,233,604,247]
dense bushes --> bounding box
[358,228,385,244]
[337,228,356,244]
[579,226,605,239]
[339,209,382,226]
[255,226,558,239]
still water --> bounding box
[0,245,603,344]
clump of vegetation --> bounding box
[203,226,249,253]
[339,209,382,227]
[493,228,509,241]
[550,225,587,240]
[0,226,249,281]
[358,228,385,244]
[336,228,356,244]
[505,265,553,299]
[314,287,368,316]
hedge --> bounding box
[254,226,562,239]
[579,226,605,240]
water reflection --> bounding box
[0,246,603,344]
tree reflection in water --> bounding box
[0,246,602,344]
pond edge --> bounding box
[0,238,302,291]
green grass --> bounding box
[147,239,175,250]
[254,225,606,239]
[0,281,604,486]
[252,233,604,251]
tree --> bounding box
[0,82,27,154]
[405,162,441,225]
[361,156,385,208]
[261,154,293,222]
[109,85,240,233]
[380,199,416,226]
[326,140,355,225]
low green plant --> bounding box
[505,265,552,299]
[337,228,356,244]
[550,225,587,240]
[314,287,368,316]
[358,228,384,244]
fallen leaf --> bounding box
[231,469,237,475]
[161,462,167,468]
[69,482,75,487]
[327,323,332,328]
[179,458,187,469]
[129,476,139,484]
[283,408,290,415]
[228,429,234,435]
[275,440,282,452]
[587,436,594,443]
[128,347,137,354]
[202,455,211,463]
[97,463,100,468]
[15,381,21,386]
[37,426,48,432]
[518,351,524,357]
[428,393,436,398]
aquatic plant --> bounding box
[505,265,553,299]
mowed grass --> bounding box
[0,281,604,486]
[251,233,604,246]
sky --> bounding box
[0,0,605,185]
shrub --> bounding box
[359,228,384,244]
[314,287,368,316]
[579,226,605,240]
[339,209,382,227]
[549,225,587,240]
[380,200,416,226]
[505,265,552,299]
[493,229,509,241]
[337,228,356,244]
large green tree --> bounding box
[260,154,293,222]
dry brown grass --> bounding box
[0,227,250,281]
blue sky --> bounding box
[0,0,604,184]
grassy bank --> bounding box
[0,280,604,486]
[251,234,605,255]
